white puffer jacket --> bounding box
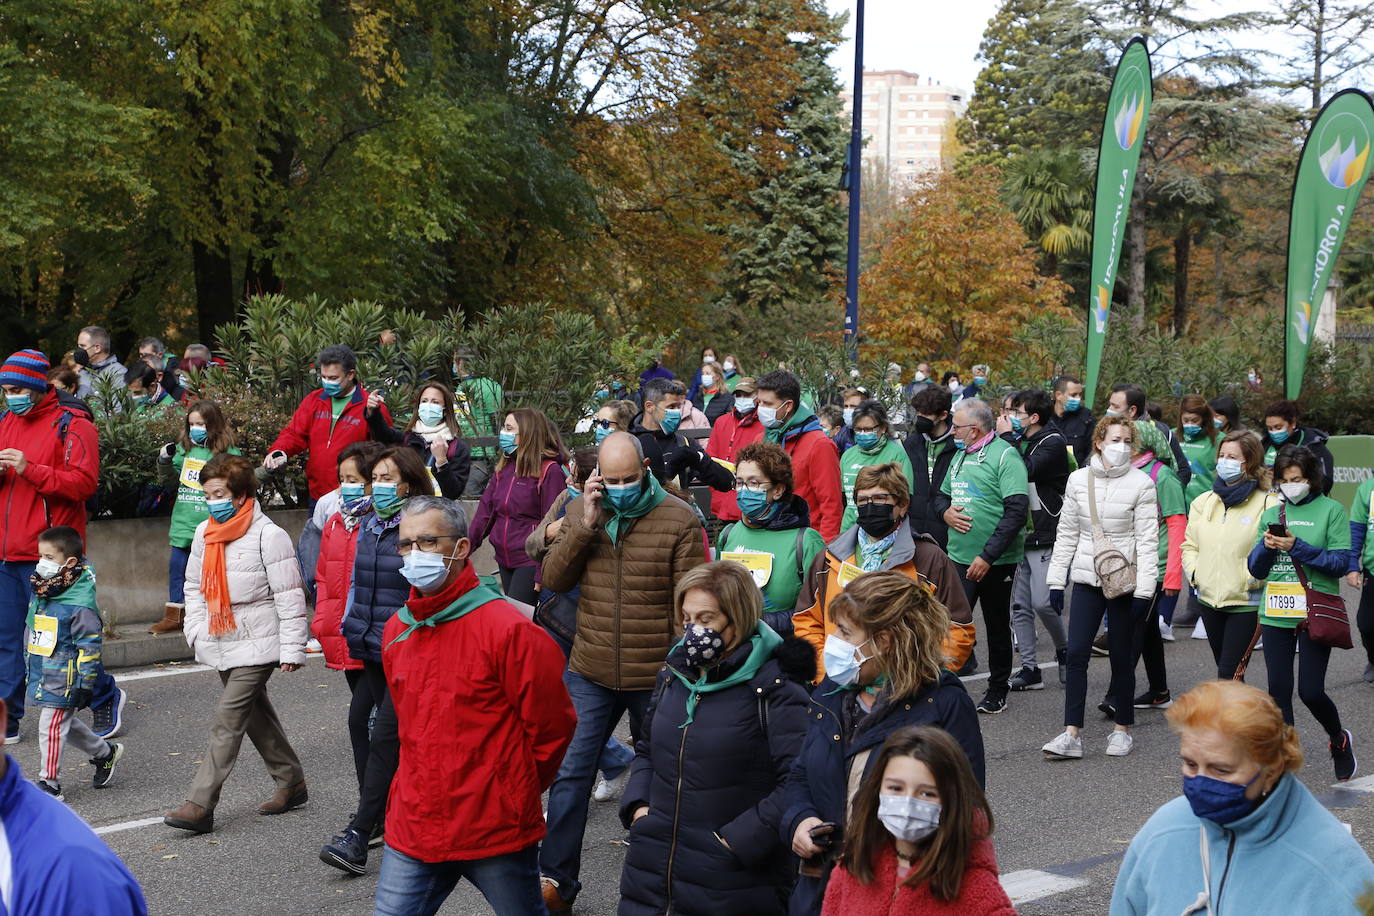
[1047,456,1158,600]
[184,504,309,670]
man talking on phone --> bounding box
[536,432,707,912]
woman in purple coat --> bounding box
[469,407,568,604]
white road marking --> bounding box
[960,661,1060,684]
[1000,869,1090,905]
[1334,775,1374,793]
[94,816,165,836]
[114,655,321,683]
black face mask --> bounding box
[856,502,898,538]
[914,416,935,436]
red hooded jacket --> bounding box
[0,389,99,561]
[779,424,843,541]
[382,563,576,862]
[268,385,390,500]
[822,834,1015,916]
[704,408,765,521]
[311,513,363,671]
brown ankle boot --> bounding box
[258,780,308,815]
[149,603,184,634]
[164,800,213,833]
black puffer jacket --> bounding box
[341,513,408,663]
[618,636,815,916]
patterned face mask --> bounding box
[683,623,727,668]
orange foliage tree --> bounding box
[859,166,1072,368]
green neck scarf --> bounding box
[387,584,503,647]
[605,473,668,545]
[671,622,783,727]
[764,405,816,445]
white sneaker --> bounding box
[306,638,323,654]
[1159,618,1175,641]
[1106,730,1134,756]
[593,768,630,802]
[1042,731,1083,759]
[1191,619,1209,640]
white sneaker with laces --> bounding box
[306,638,324,654]
[1106,730,1134,756]
[1159,617,1175,641]
[1042,731,1083,759]
[593,767,630,803]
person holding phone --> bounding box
[1247,445,1356,782]
[782,571,984,916]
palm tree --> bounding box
[1002,148,1092,275]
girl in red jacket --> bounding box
[822,727,1014,916]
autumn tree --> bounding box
[859,166,1071,367]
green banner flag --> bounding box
[1284,89,1374,398]
[1084,38,1152,408]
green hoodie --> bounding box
[765,404,819,445]
[839,438,914,530]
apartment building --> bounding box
[840,70,967,184]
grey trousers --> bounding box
[188,663,303,810]
[38,706,107,782]
[1012,547,1068,668]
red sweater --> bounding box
[822,836,1015,916]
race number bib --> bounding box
[1264,581,1308,618]
[722,550,772,588]
[180,456,208,491]
[28,615,57,658]
[837,560,865,589]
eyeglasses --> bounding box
[855,495,896,507]
[950,422,979,432]
[735,480,771,493]
[593,418,615,429]
[397,534,460,555]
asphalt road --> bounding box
[27,610,1374,916]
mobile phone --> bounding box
[1267,523,1287,537]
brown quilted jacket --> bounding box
[541,493,706,690]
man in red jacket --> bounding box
[0,350,100,740]
[263,345,390,505]
[376,495,575,915]
[754,370,843,540]
[704,376,764,522]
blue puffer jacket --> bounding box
[781,670,985,916]
[617,636,815,916]
[342,513,408,664]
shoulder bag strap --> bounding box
[1086,470,1105,536]
[795,527,806,582]
[1279,503,1314,591]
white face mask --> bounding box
[1102,441,1132,467]
[914,371,926,382]
[877,794,941,843]
[701,375,715,388]
[703,355,716,364]
[757,404,783,429]
[1279,481,1310,503]
[35,558,64,579]
[842,407,855,426]
[723,360,735,372]
[948,380,960,393]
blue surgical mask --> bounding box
[5,392,33,415]
[1182,424,1202,439]
[131,393,149,407]
[734,397,755,415]
[400,549,452,591]
[1213,416,1226,429]
[604,480,644,513]
[1064,397,1082,412]
[372,483,403,514]
[1009,415,1025,434]
[594,425,613,444]
[322,379,345,398]
[595,388,610,399]
[340,482,366,501]
[1104,408,1122,418]
[1269,428,1290,445]
[842,407,855,426]
[736,487,772,520]
[822,634,869,686]
[498,431,518,455]
[1182,772,1260,825]
[854,430,882,451]
[757,405,782,429]
[416,403,445,426]
[566,484,581,500]
[659,407,682,436]
[207,498,238,523]
[1214,458,1244,483]
[953,438,967,451]
[189,425,208,445]
[973,375,987,386]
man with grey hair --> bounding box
[537,431,706,912]
[74,326,126,398]
[933,397,1029,715]
[366,494,574,914]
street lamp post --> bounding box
[843,0,865,362]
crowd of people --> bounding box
[1,332,1374,913]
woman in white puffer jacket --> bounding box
[1042,416,1157,761]
[164,454,308,836]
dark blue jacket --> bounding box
[617,636,815,916]
[781,670,984,916]
[0,754,147,913]
[342,513,408,664]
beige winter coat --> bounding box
[184,504,309,670]
[1047,457,1158,600]
[1181,487,1279,609]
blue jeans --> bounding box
[0,561,35,727]
[373,843,546,916]
[168,545,191,604]
[544,619,635,780]
[539,670,651,904]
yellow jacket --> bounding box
[1180,487,1279,609]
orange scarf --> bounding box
[202,498,256,636]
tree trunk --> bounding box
[243,131,295,300]
[193,240,236,345]
[1127,180,1147,331]
[1173,225,1191,337]
[1312,0,1325,112]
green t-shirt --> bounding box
[723,372,741,393]
[840,438,915,530]
[718,523,826,614]
[941,437,1029,567]
[1263,429,1317,468]
[1255,495,1350,628]
[329,394,351,432]
[1179,432,1218,505]
[1143,460,1187,581]
[455,376,504,459]
[168,443,243,548]
[1350,477,1374,575]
